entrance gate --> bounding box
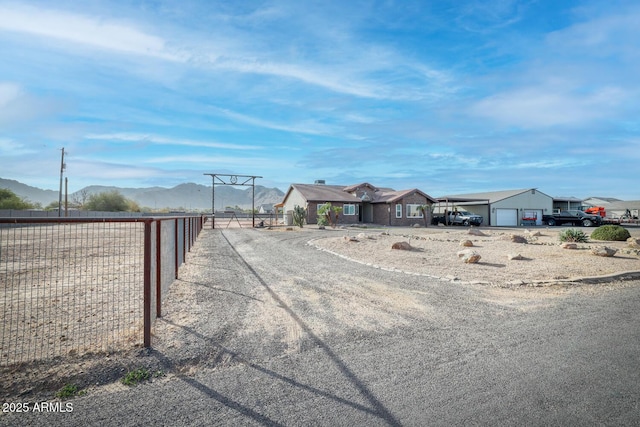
[204,173,263,229]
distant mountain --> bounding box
[0,178,59,206]
[0,178,284,211]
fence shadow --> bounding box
[219,231,402,426]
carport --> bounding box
[434,197,490,226]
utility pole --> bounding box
[58,147,66,217]
[65,177,68,217]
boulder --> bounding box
[412,223,422,228]
[459,239,474,247]
[562,243,578,249]
[392,241,413,251]
[627,237,640,248]
[457,249,481,263]
[467,228,487,236]
[591,246,617,257]
[507,253,525,260]
[500,234,528,244]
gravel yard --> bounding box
[310,226,640,285]
[3,226,640,426]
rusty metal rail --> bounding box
[0,215,205,366]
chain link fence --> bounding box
[0,216,204,367]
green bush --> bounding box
[0,188,35,210]
[590,225,631,241]
[559,229,589,243]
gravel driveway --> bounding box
[3,227,640,426]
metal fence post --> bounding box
[143,220,152,348]
[156,220,162,318]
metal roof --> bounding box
[437,188,551,204]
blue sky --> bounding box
[0,0,638,199]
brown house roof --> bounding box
[288,184,361,203]
[284,183,436,205]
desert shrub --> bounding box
[292,205,306,228]
[590,225,631,241]
[85,190,130,211]
[559,228,588,243]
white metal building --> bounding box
[438,189,554,226]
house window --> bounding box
[317,203,328,214]
[406,204,424,218]
[343,204,356,215]
[395,204,402,218]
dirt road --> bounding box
[3,227,639,426]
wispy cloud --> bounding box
[0,3,184,61]
[84,133,262,150]
[469,85,627,128]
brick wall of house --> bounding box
[372,193,432,226]
[309,202,361,225]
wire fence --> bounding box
[0,215,204,367]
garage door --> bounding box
[496,209,518,226]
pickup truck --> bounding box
[542,210,602,227]
[432,211,483,226]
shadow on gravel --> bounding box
[220,231,402,427]
[153,321,395,425]
[150,346,285,426]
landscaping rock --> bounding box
[562,243,578,249]
[344,236,358,242]
[500,234,528,244]
[392,241,413,251]
[412,223,422,228]
[459,240,474,247]
[591,246,617,257]
[627,237,640,248]
[525,229,542,237]
[457,249,481,263]
[467,228,487,236]
[507,253,525,260]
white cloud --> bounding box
[469,85,627,128]
[0,137,36,155]
[84,133,262,151]
[0,4,184,61]
[142,154,291,170]
[0,82,21,106]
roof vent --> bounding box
[314,180,326,185]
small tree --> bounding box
[292,205,306,228]
[318,202,342,228]
[0,188,35,210]
[418,204,431,227]
[85,190,131,212]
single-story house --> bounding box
[281,182,436,226]
[437,188,554,226]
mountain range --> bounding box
[0,178,285,211]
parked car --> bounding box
[542,210,602,227]
[432,210,483,226]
